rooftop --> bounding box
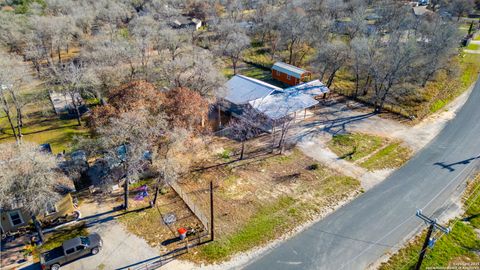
[249,91,318,121]
[223,75,282,105]
[285,80,330,97]
[272,62,309,78]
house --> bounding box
[272,62,312,86]
[0,180,76,233]
[249,91,319,128]
[412,6,433,17]
[170,16,202,30]
[284,79,330,100]
[219,75,283,117]
[217,75,322,132]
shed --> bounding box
[170,17,202,30]
[272,62,312,86]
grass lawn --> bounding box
[467,43,480,51]
[360,142,411,171]
[379,175,480,269]
[118,184,203,249]
[0,115,90,154]
[327,133,385,161]
[179,145,360,263]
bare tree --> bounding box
[216,22,251,74]
[444,0,475,21]
[158,48,226,100]
[0,52,32,141]
[155,28,190,61]
[0,142,68,242]
[54,63,89,126]
[278,7,311,65]
[228,110,262,160]
[314,40,349,88]
[366,34,420,112]
[417,16,460,87]
[96,109,168,209]
[150,128,189,205]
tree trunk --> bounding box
[232,58,237,75]
[354,69,360,97]
[1,97,18,142]
[239,140,245,160]
[288,42,295,64]
[71,93,82,126]
[31,215,45,243]
[271,125,276,153]
[10,92,23,140]
[16,107,23,141]
[124,178,129,210]
[4,109,18,142]
[152,183,160,206]
[362,75,371,96]
[326,68,339,88]
[57,46,61,64]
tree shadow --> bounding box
[295,112,377,140]
[433,155,480,172]
[462,214,480,222]
[79,206,150,227]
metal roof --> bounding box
[249,91,318,121]
[284,80,330,97]
[272,62,309,79]
[223,75,282,105]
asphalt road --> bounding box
[244,77,480,270]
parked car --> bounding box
[40,233,103,270]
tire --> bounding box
[51,264,61,270]
[91,247,99,255]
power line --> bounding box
[399,179,480,270]
[339,159,478,270]
[414,210,450,270]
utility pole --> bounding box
[210,180,214,241]
[414,210,450,270]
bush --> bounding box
[307,163,320,170]
[218,149,232,160]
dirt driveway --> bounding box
[288,88,473,190]
[60,220,159,270]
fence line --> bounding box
[170,181,210,233]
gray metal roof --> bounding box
[224,75,282,105]
[272,62,309,79]
[284,80,330,97]
[249,91,318,121]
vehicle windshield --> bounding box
[80,237,90,246]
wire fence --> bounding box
[170,181,210,233]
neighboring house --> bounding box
[272,62,312,86]
[0,188,76,234]
[412,6,433,17]
[170,16,202,30]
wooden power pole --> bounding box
[210,181,214,241]
[414,209,450,270]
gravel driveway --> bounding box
[58,220,159,270]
